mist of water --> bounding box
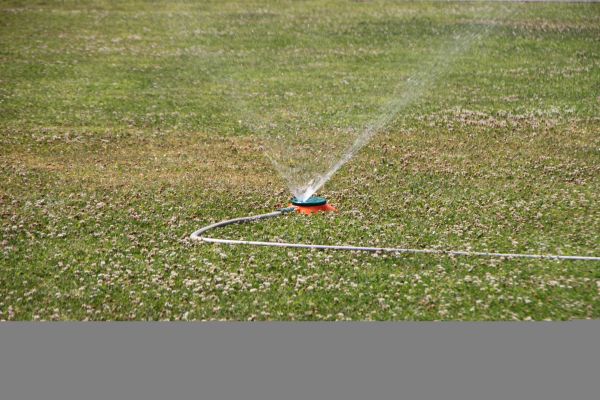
[292,42,478,200]
[233,2,515,201]
[292,13,516,200]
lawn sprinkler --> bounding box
[290,196,337,215]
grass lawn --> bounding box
[1,0,599,320]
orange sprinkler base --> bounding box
[291,203,337,215]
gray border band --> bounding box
[1,323,598,400]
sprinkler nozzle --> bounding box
[290,196,337,215]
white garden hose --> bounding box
[190,208,600,262]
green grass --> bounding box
[1,0,599,320]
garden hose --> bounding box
[190,208,600,262]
